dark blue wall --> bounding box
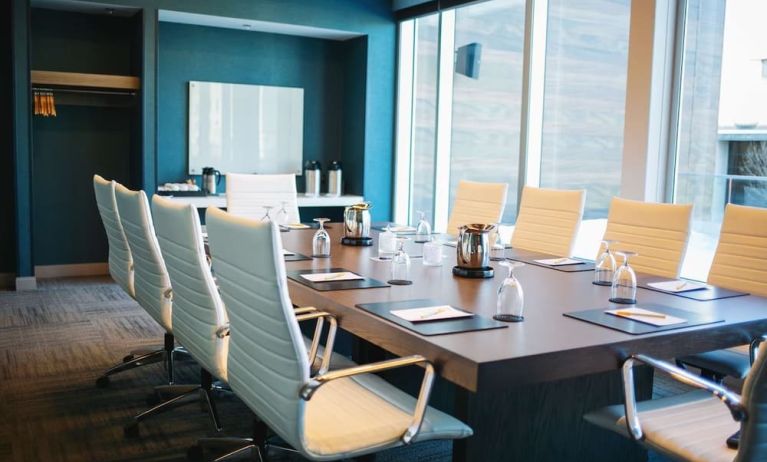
[157,22,356,194]
[1,1,16,273]
[30,9,139,266]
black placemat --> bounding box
[505,250,595,273]
[287,268,389,291]
[636,275,749,301]
[356,299,508,336]
[283,251,312,262]
[563,303,724,335]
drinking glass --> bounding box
[489,223,505,261]
[276,201,290,226]
[261,205,274,223]
[593,239,618,286]
[422,240,443,266]
[378,225,397,259]
[494,260,525,322]
[388,237,412,285]
[312,218,331,258]
[415,211,432,243]
[610,251,638,304]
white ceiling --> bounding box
[31,0,138,17]
[158,10,364,41]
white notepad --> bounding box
[300,272,364,283]
[647,280,708,293]
[443,240,458,247]
[389,225,416,233]
[534,257,584,266]
[606,307,686,327]
[390,305,473,322]
[282,249,296,256]
[286,223,311,229]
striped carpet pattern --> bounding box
[0,277,714,461]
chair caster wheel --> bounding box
[124,423,140,438]
[123,354,135,362]
[187,444,204,461]
[95,376,110,388]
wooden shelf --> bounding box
[31,70,140,90]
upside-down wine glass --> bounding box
[388,237,412,285]
[494,260,525,322]
[261,205,274,223]
[610,251,638,304]
[312,218,331,258]
[593,239,618,286]
[276,201,290,226]
[415,211,432,243]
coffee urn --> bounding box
[327,161,342,197]
[304,160,321,197]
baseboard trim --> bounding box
[35,262,109,279]
[15,276,37,291]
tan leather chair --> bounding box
[511,186,586,257]
[445,180,508,236]
[679,204,767,380]
[599,197,693,278]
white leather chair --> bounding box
[123,195,231,436]
[585,349,767,462]
[599,197,693,279]
[679,204,767,380]
[109,184,177,385]
[198,207,472,461]
[93,176,166,387]
[511,186,586,257]
[226,173,300,223]
[445,180,508,236]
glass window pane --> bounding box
[673,0,767,281]
[539,0,631,220]
[447,0,526,224]
[408,14,440,224]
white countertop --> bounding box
[162,194,364,208]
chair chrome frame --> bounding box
[622,353,746,441]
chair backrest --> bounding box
[736,339,767,461]
[707,204,767,297]
[114,184,173,332]
[151,196,228,381]
[93,175,135,298]
[446,180,508,236]
[599,197,692,278]
[226,173,300,223]
[206,207,309,450]
[511,186,586,257]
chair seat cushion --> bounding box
[584,389,737,462]
[303,371,472,458]
[679,346,750,379]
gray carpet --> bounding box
[0,277,710,461]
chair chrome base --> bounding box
[189,420,298,462]
[96,333,191,387]
[124,369,224,437]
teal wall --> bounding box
[1,1,16,273]
[30,9,139,266]
[8,0,396,275]
[157,22,358,193]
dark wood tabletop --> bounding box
[279,225,767,392]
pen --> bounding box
[420,307,447,320]
[323,272,348,281]
[675,281,687,291]
[615,311,666,318]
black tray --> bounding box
[287,268,389,291]
[505,250,595,273]
[356,299,508,336]
[636,275,749,301]
[564,303,724,335]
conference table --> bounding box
[275,225,767,461]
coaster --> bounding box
[609,297,637,305]
[592,281,612,286]
[388,279,413,286]
[452,266,494,279]
[341,236,373,246]
[493,314,524,322]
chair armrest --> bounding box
[300,355,436,444]
[295,311,337,375]
[215,324,230,338]
[293,306,318,315]
[622,354,745,441]
[749,335,767,365]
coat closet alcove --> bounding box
[30,5,143,272]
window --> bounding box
[538,0,631,220]
[671,0,767,280]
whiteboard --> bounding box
[188,81,304,175]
